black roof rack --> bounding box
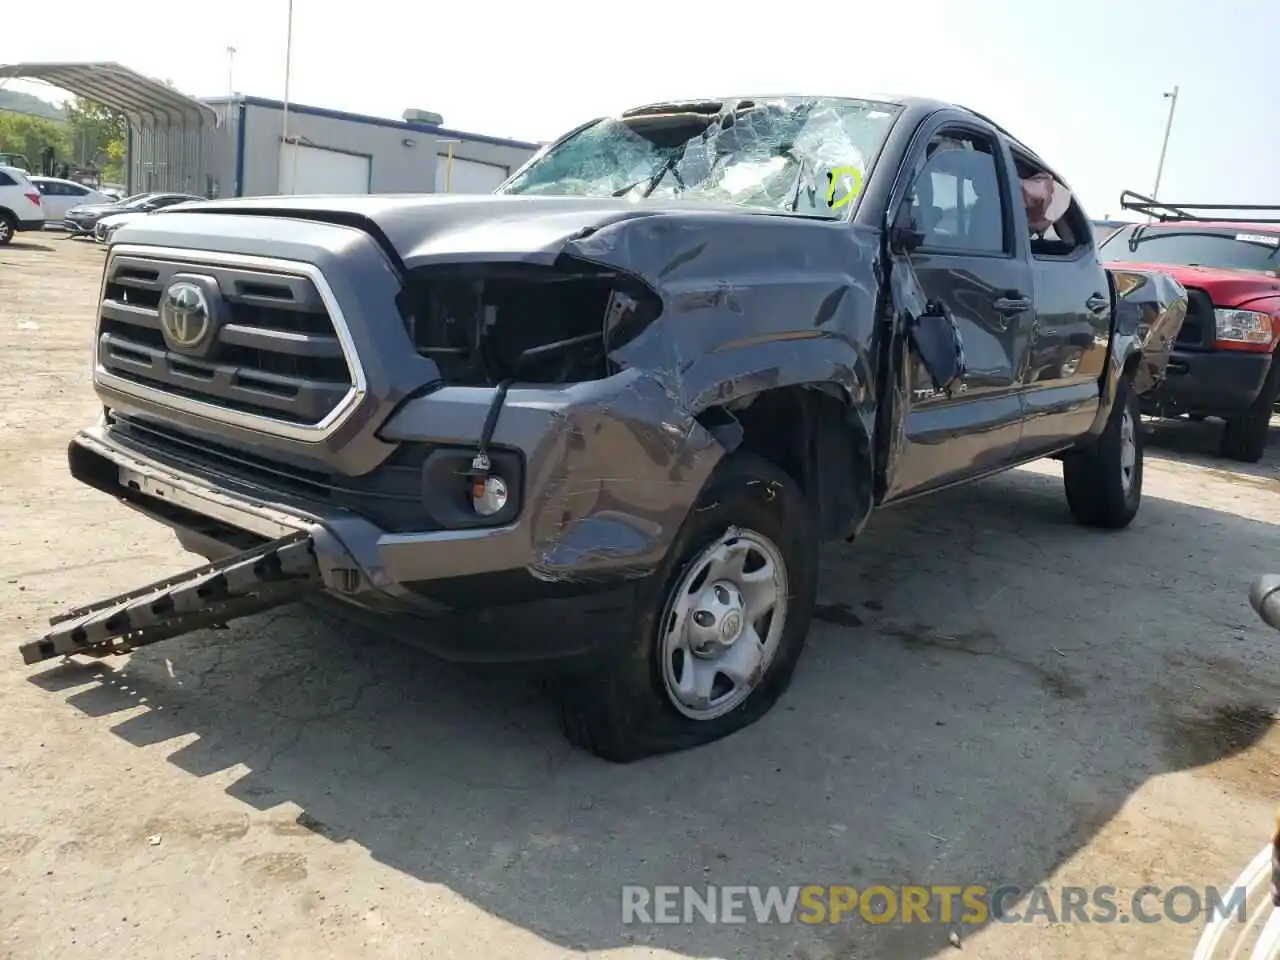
[1119,190,1280,224]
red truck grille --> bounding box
[1174,286,1217,350]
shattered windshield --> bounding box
[499,97,903,219]
[1100,225,1280,275]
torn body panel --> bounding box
[1091,267,1189,431]
[379,212,885,579]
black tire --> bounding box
[1063,376,1143,529]
[551,452,819,763]
[1220,353,1279,463]
[0,212,15,246]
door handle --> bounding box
[992,294,1032,314]
[1086,293,1110,314]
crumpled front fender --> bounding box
[1108,267,1189,396]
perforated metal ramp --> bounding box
[20,532,321,665]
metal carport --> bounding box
[0,62,220,195]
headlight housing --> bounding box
[1214,308,1275,351]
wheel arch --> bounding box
[695,382,875,542]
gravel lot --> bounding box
[1,236,1277,960]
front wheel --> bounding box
[1220,355,1278,463]
[551,452,819,762]
[1062,376,1143,529]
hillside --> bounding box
[0,89,65,122]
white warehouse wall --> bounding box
[239,100,439,196]
[127,95,541,200]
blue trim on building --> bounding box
[431,126,540,151]
[234,102,246,197]
[201,95,539,151]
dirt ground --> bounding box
[1,236,1277,960]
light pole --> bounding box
[1152,85,1179,203]
[226,45,236,98]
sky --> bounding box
[1,0,1276,219]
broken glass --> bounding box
[500,97,903,220]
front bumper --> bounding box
[1139,348,1275,418]
[66,424,643,666]
[63,217,100,236]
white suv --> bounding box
[0,165,46,245]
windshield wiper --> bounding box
[612,156,685,199]
[789,155,814,212]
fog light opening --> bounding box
[471,474,509,516]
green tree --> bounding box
[0,112,71,169]
[64,98,128,180]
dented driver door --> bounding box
[882,120,1032,499]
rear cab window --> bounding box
[1011,149,1093,260]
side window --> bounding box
[66,183,89,196]
[0,172,14,187]
[1013,152,1092,258]
[906,130,1008,255]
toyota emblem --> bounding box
[160,280,212,352]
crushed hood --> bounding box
[159,194,841,277]
[1103,258,1280,310]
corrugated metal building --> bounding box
[0,61,224,196]
[128,122,227,196]
[200,96,540,199]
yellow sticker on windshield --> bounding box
[826,167,865,210]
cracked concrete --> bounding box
[1,239,1279,960]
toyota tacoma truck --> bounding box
[24,95,1187,762]
[1101,192,1280,462]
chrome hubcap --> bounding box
[1119,406,1137,493]
[659,526,788,721]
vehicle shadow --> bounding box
[5,241,55,252]
[1143,413,1280,485]
[26,466,1280,959]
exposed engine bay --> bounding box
[395,259,662,385]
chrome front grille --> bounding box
[95,246,364,439]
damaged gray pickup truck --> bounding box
[26,95,1188,762]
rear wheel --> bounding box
[0,212,15,246]
[551,452,818,762]
[1063,376,1143,529]
[1220,353,1279,463]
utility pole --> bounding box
[1152,85,1179,203]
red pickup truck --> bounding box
[1099,192,1280,462]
